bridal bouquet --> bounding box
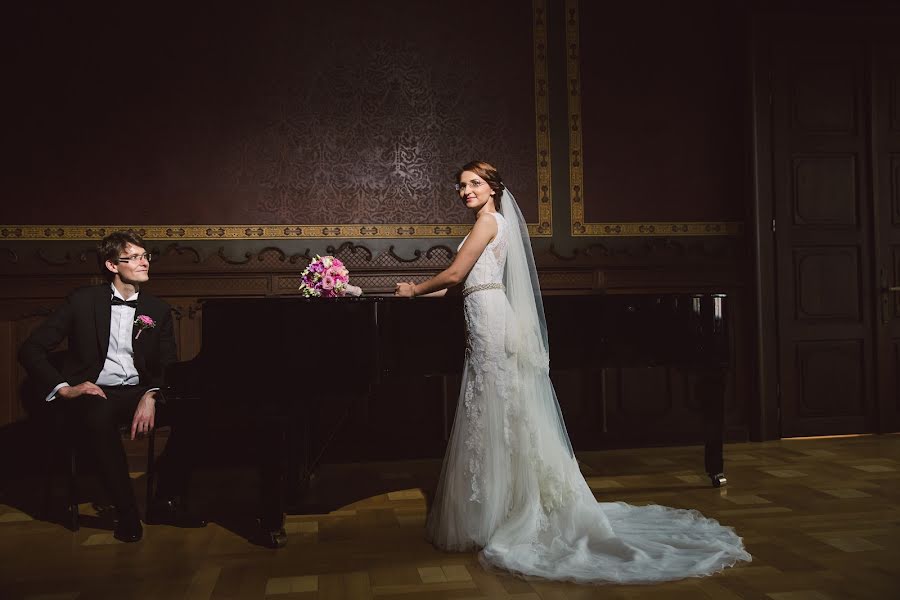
[298,255,362,297]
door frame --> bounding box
[750,15,780,441]
[752,12,899,440]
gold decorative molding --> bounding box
[566,0,586,237]
[1,1,551,242]
[564,0,740,237]
[0,224,475,241]
[576,222,743,237]
[532,0,552,236]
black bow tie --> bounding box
[110,296,138,308]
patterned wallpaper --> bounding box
[2,1,543,232]
[2,0,752,241]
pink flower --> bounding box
[298,255,355,297]
[134,314,156,339]
[326,266,349,281]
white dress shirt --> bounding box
[96,284,140,386]
[47,283,157,401]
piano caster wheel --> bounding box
[710,473,727,488]
[256,518,288,549]
[262,527,288,549]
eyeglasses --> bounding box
[455,179,486,192]
[116,253,152,263]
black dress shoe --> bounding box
[146,496,207,528]
[113,516,143,543]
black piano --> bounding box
[166,293,730,547]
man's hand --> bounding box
[58,382,107,399]
[130,390,157,440]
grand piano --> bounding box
[166,293,730,547]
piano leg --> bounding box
[284,401,316,513]
[696,367,727,488]
[256,414,287,548]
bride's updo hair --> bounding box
[456,160,505,211]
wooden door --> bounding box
[872,41,900,433]
[771,39,878,436]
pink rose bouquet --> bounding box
[298,255,360,297]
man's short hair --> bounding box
[97,230,147,280]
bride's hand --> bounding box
[394,282,416,297]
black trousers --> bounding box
[61,385,199,517]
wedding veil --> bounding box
[499,188,575,459]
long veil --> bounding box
[479,188,751,583]
[499,189,574,459]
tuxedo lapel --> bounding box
[130,296,142,344]
[131,296,148,370]
[94,285,111,358]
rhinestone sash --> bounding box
[462,282,506,297]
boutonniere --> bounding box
[134,315,156,339]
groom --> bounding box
[19,230,205,542]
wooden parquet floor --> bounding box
[1,434,899,599]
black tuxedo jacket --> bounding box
[19,284,177,399]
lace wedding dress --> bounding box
[425,206,750,584]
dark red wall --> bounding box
[3,1,539,225]
[580,0,748,222]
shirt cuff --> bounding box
[47,382,69,402]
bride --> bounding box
[394,161,750,584]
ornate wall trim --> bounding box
[0,0,552,242]
[573,222,743,237]
[0,224,475,242]
[564,0,741,237]
[533,0,553,236]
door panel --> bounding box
[772,41,877,436]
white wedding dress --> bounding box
[425,208,751,584]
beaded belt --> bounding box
[462,282,506,297]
